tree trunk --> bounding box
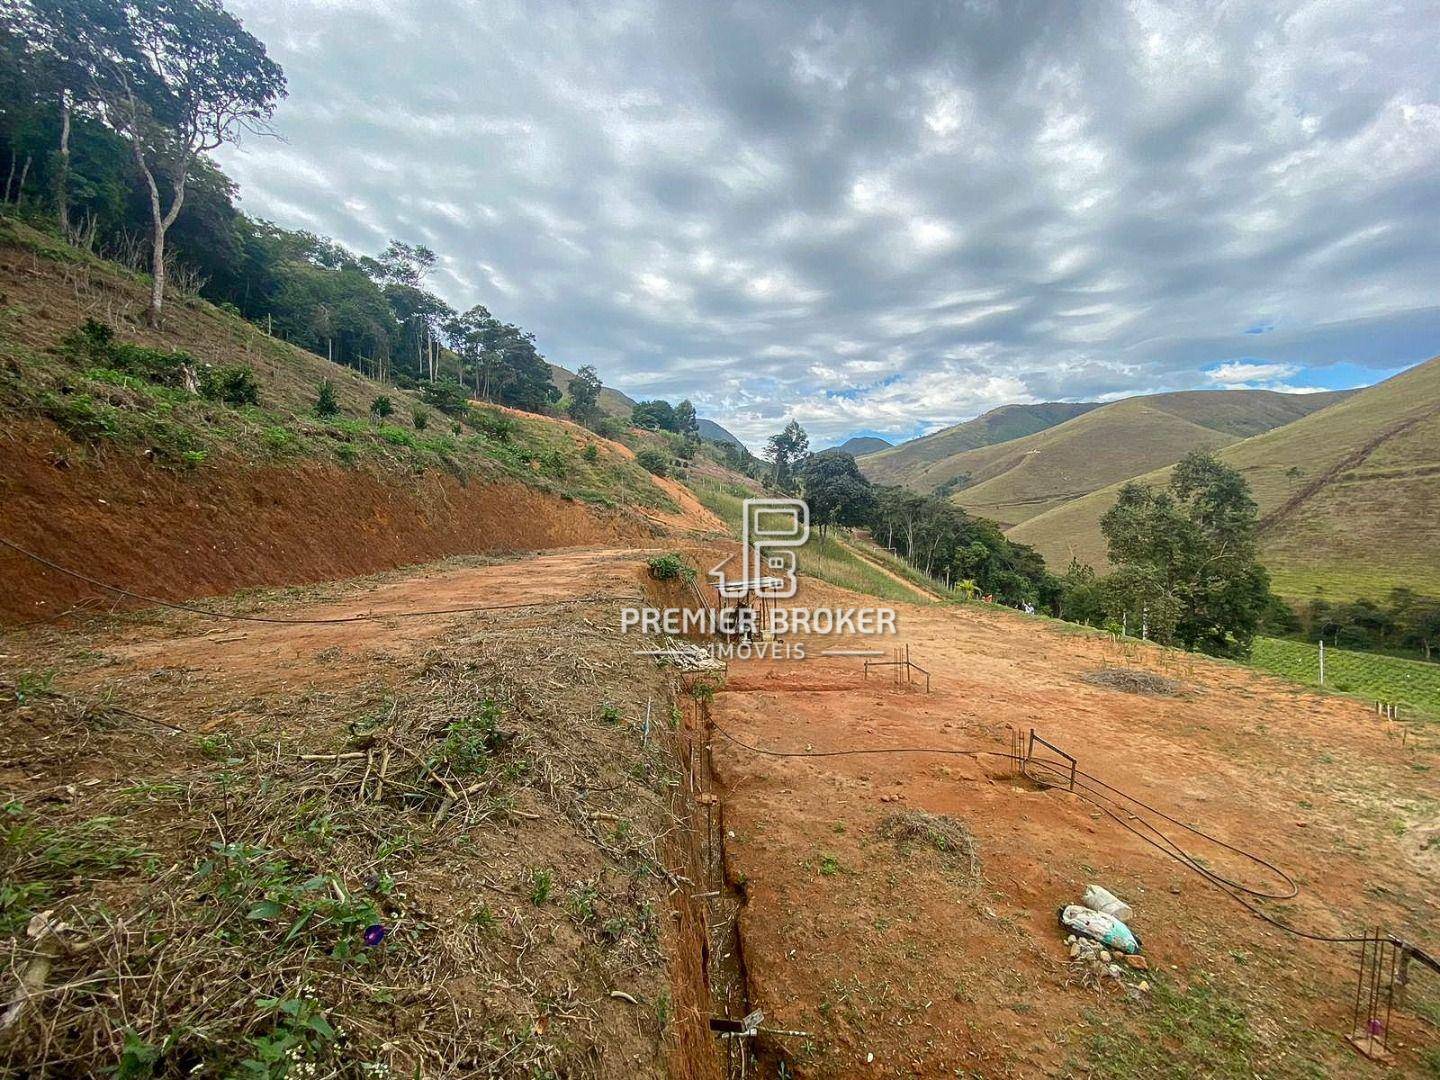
[3,150,14,204]
[15,155,31,205]
[55,92,71,234]
[148,216,166,327]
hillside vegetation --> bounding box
[1010,355,1440,600]
[0,216,736,620]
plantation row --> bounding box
[1250,637,1440,720]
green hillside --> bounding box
[1009,356,1440,600]
[0,216,677,515]
[895,389,1346,528]
[858,402,1099,487]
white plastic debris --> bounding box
[1082,884,1133,922]
[1058,905,1141,954]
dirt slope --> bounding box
[0,420,672,622]
[708,581,1439,1076]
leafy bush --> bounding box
[582,443,600,463]
[379,425,416,448]
[61,318,197,389]
[473,408,516,441]
[419,379,472,417]
[538,449,568,478]
[635,448,669,477]
[198,364,260,406]
[262,426,296,452]
[412,407,429,431]
[313,379,340,418]
[369,394,394,420]
[648,553,694,582]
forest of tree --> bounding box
[0,0,558,411]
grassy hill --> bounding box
[858,402,1099,488]
[1009,356,1440,600]
[546,360,640,420]
[834,435,891,456]
[899,389,1347,528]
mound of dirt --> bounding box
[1081,667,1182,696]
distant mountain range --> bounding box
[1006,360,1440,601]
[856,372,1440,602]
[862,390,1348,527]
[546,362,745,447]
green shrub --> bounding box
[647,553,694,582]
[314,380,340,418]
[582,443,600,463]
[635,448,669,477]
[419,379,472,417]
[538,449,568,478]
[198,364,260,406]
[262,426,296,452]
[61,318,197,389]
[369,394,394,420]
[41,391,119,442]
[378,425,416,448]
[473,409,516,441]
[412,407,429,431]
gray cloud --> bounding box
[218,0,1440,448]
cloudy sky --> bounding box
[217,0,1440,449]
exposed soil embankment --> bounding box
[1,422,657,621]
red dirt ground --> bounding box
[0,420,685,622]
[708,580,1440,1077]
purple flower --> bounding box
[362,924,387,947]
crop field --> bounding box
[1251,636,1440,720]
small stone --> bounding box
[1168,884,1181,895]
[1124,954,1149,971]
[1100,950,1112,963]
[1108,964,1122,978]
[1069,942,1081,959]
[1138,980,1150,992]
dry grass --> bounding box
[1081,667,1182,696]
[0,600,692,1077]
[875,810,980,887]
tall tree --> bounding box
[800,450,875,533]
[567,365,602,426]
[631,399,678,432]
[674,399,700,444]
[765,419,809,492]
[65,0,286,326]
[1099,450,1273,656]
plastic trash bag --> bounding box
[1081,883,1133,922]
[1058,904,1141,954]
